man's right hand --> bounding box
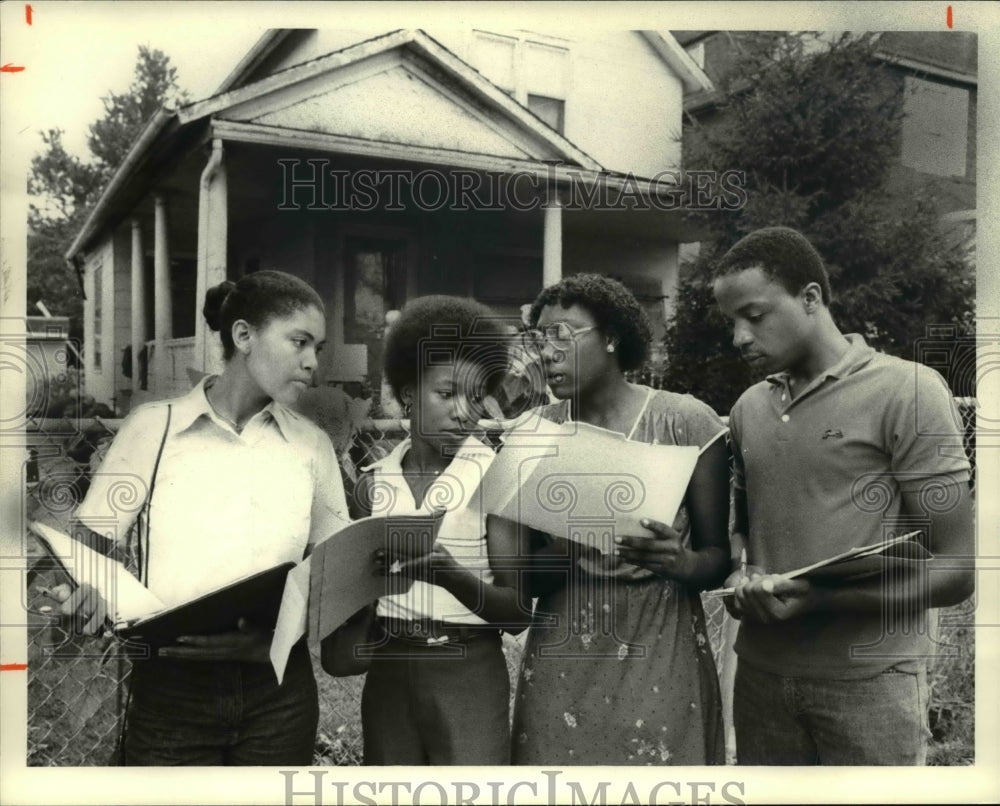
[721,564,766,619]
[54,582,108,636]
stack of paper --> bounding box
[29,522,165,621]
[707,531,931,596]
[481,420,703,551]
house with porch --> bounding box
[68,28,712,412]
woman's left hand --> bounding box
[158,617,272,663]
[615,518,693,581]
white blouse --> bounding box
[76,377,349,608]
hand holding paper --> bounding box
[484,421,702,551]
[708,531,930,598]
[57,581,109,636]
[736,575,816,623]
[614,518,694,581]
[30,522,165,627]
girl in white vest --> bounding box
[349,295,528,765]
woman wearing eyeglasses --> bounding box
[509,273,729,765]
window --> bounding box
[343,238,407,345]
[900,76,969,178]
[471,31,569,129]
[471,32,517,94]
[143,256,197,338]
[171,258,197,338]
[92,261,103,371]
[527,94,565,134]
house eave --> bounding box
[640,31,714,95]
[179,29,603,172]
[213,29,296,95]
[64,108,178,261]
[875,51,977,86]
[211,119,673,192]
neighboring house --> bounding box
[25,315,71,418]
[674,30,977,246]
[67,28,712,410]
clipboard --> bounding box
[114,561,296,648]
[707,531,930,596]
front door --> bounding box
[343,236,408,397]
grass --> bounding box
[926,602,975,765]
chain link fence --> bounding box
[21,398,978,766]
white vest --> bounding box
[365,436,496,624]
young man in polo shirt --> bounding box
[712,226,974,765]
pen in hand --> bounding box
[739,547,748,584]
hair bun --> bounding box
[203,280,236,332]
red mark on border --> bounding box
[1,64,26,73]
[1,663,28,671]
[26,4,32,25]
[947,5,953,28]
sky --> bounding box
[3,3,267,160]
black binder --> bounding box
[113,561,296,649]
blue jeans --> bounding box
[733,660,931,765]
[123,642,318,765]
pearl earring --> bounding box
[606,344,615,353]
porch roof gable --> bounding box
[65,28,606,263]
[178,29,602,170]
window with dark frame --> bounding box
[527,94,566,134]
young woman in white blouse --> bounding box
[60,270,349,765]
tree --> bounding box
[27,46,189,345]
[663,32,976,413]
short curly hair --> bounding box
[383,295,510,403]
[528,274,651,371]
[714,226,832,304]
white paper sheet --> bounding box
[29,521,165,621]
[483,420,701,551]
[269,557,311,684]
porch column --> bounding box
[194,139,228,375]
[153,194,172,392]
[130,218,146,390]
[542,190,562,288]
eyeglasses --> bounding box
[521,323,598,349]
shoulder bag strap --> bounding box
[133,405,171,585]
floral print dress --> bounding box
[510,389,726,765]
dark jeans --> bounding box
[123,642,318,766]
[361,631,510,765]
[733,659,931,765]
